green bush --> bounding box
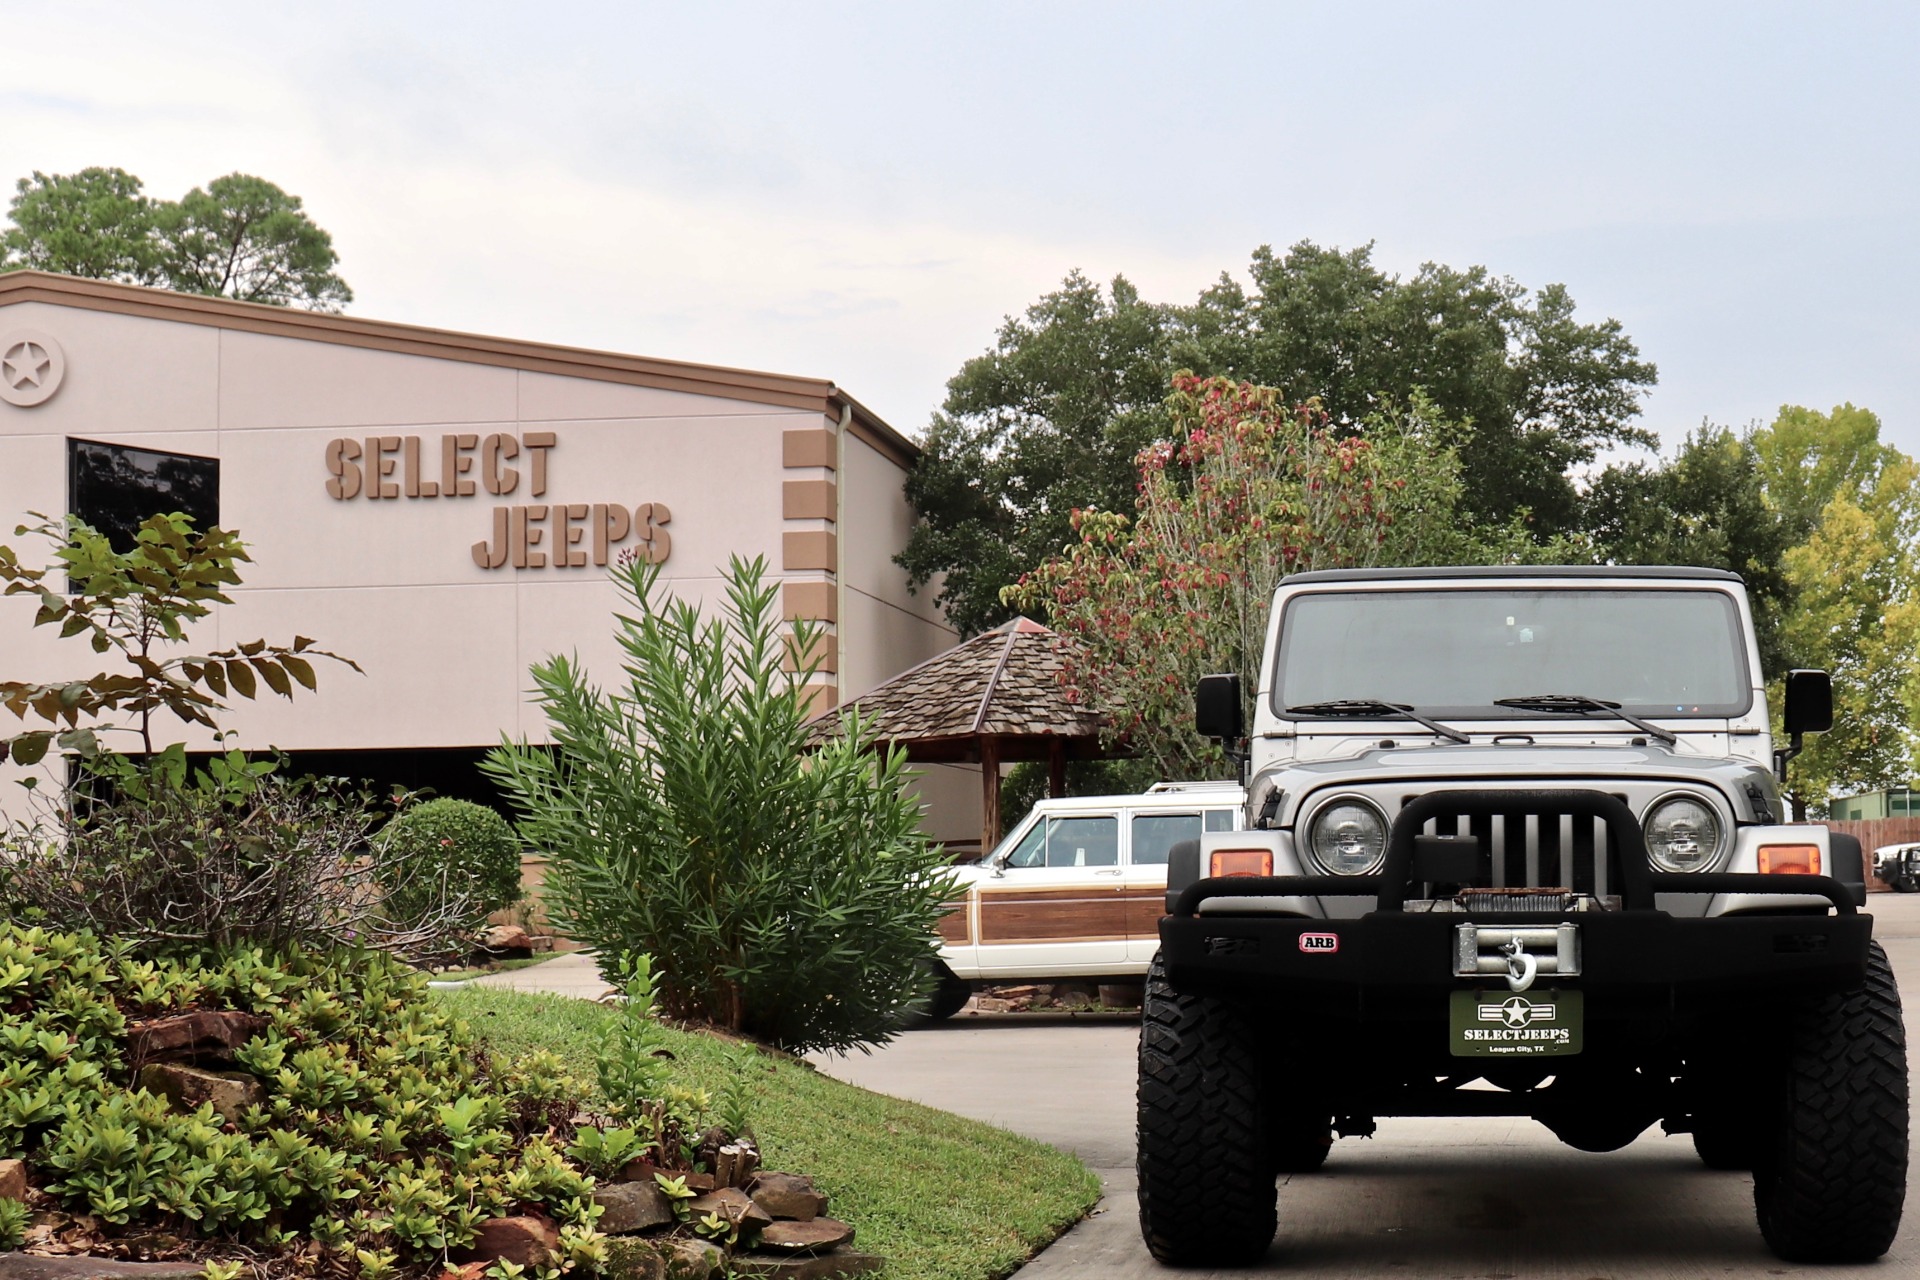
[374,797,522,931]
[0,923,610,1276]
[483,556,960,1054]
[1,752,472,963]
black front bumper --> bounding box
[1161,871,1871,1019]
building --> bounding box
[1831,788,1920,821]
[0,271,975,839]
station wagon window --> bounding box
[1132,814,1199,866]
[1130,810,1239,865]
[1004,815,1120,868]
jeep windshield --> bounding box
[1273,587,1751,718]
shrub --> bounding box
[0,923,611,1276]
[0,750,475,963]
[483,556,960,1054]
[374,797,522,932]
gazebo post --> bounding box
[1048,737,1066,798]
[980,735,1002,857]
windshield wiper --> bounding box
[1285,699,1470,745]
[1493,693,1678,747]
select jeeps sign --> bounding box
[322,431,670,570]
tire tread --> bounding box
[1136,953,1277,1264]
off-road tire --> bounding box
[1753,940,1908,1262]
[1137,952,1277,1265]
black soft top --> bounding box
[1280,565,1744,586]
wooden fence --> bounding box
[1809,818,1920,890]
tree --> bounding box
[899,272,1174,636]
[0,512,358,766]
[153,174,352,310]
[1585,424,1794,675]
[1751,405,1920,816]
[901,243,1657,633]
[1181,244,1658,533]
[1,169,351,311]
[482,556,959,1053]
[1004,376,1537,780]
[0,167,160,283]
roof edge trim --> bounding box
[0,270,920,467]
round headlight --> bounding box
[1308,799,1388,875]
[1644,795,1725,872]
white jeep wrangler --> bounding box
[1138,566,1904,1266]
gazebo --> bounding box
[808,617,1115,858]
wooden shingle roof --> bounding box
[810,617,1109,761]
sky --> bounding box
[4,1,1918,460]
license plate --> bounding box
[1449,988,1583,1057]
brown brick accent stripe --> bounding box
[782,479,837,521]
[783,428,837,468]
[781,581,837,623]
[782,530,837,571]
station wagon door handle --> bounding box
[1093,868,1123,877]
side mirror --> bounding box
[1783,669,1833,736]
[1195,673,1244,742]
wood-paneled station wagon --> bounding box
[921,783,1243,1018]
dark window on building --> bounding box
[68,438,220,552]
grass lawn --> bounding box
[435,986,1102,1280]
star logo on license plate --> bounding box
[1481,995,1556,1028]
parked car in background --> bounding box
[919,783,1244,1019]
[1875,842,1920,891]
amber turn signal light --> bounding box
[1210,849,1274,878]
[1758,844,1821,876]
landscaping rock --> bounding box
[687,1187,772,1233]
[747,1172,826,1222]
[467,1214,561,1268]
[599,1238,666,1280]
[124,1011,267,1066]
[593,1181,675,1234]
[729,1249,884,1280]
[481,924,534,950]
[756,1218,854,1254]
[134,1064,265,1121]
[0,1258,205,1280]
[1097,982,1144,1007]
[971,996,1014,1014]
[662,1238,725,1280]
[434,1265,488,1280]
[681,1172,716,1193]
[0,1159,27,1202]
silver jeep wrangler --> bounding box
[1139,566,1905,1266]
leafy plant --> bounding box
[0,764,475,962]
[0,512,357,766]
[714,1042,760,1141]
[0,924,608,1275]
[1004,375,1558,778]
[373,798,522,933]
[0,1195,28,1248]
[484,556,960,1053]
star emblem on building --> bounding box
[3,340,49,390]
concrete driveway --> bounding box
[813,894,1920,1279]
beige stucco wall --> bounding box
[832,431,984,852]
[0,302,919,823]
